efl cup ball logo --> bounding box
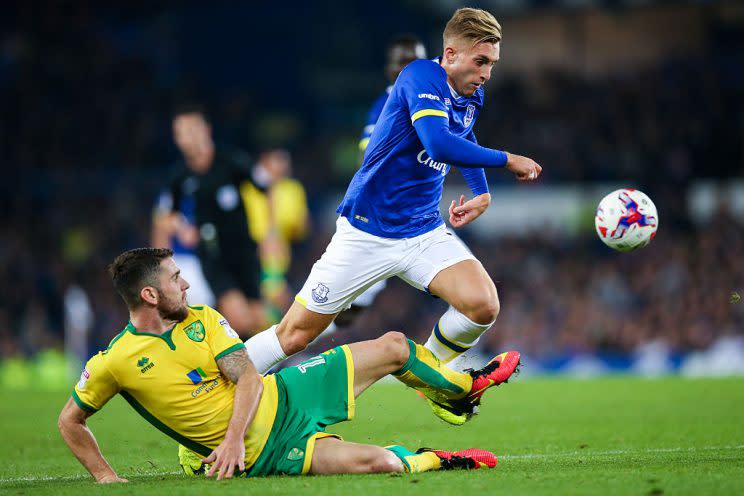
[595,188,658,252]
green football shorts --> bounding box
[247,344,355,476]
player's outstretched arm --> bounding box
[204,348,263,480]
[57,399,127,483]
[414,117,542,180]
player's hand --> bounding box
[505,153,542,182]
[449,193,491,228]
[96,474,128,484]
[203,435,246,481]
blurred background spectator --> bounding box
[1,0,742,379]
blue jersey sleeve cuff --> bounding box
[460,167,489,196]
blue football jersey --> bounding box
[359,86,392,152]
[338,58,484,238]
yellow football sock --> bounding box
[393,339,472,400]
[385,446,442,473]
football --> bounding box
[595,188,658,252]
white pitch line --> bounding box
[501,445,744,460]
[2,446,743,484]
[0,470,182,484]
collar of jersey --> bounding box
[446,81,466,101]
[125,321,177,350]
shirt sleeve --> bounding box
[414,116,507,168]
[72,352,120,413]
[397,61,450,125]
[203,306,245,361]
[458,131,489,195]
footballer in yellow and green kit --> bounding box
[73,305,355,476]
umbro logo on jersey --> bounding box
[417,93,440,101]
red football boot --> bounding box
[416,448,498,469]
[465,351,521,405]
[426,351,521,425]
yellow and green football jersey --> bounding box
[72,305,279,468]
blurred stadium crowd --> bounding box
[0,2,742,369]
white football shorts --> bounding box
[296,216,475,314]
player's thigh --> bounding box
[276,301,337,350]
[398,226,477,294]
[310,437,402,475]
[427,258,498,310]
[277,345,355,424]
[296,217,397,315]
[346,332,410,397]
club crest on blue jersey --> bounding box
[311,283,330,303]
[464,104,475,127]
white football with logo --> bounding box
[595,188,658,252]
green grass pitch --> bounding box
[2,376,743,495]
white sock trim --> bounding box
[244,325,288,374]
[424,307,494,361]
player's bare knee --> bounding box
[371,449,404,473]
[463,295,500,325]
[380,331,409,369]
[280,330,313,356]
[360,448,403,473]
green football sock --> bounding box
[393,339,472,400]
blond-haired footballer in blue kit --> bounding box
[243,7,540,426]
[58,248,521,482]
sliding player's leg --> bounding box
[301,340,497,474]
[347,332,472,399]
[309,437,496,474]
[309,438,404,474]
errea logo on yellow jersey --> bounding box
[137,356,155,373]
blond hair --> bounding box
[443,8,502,48]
